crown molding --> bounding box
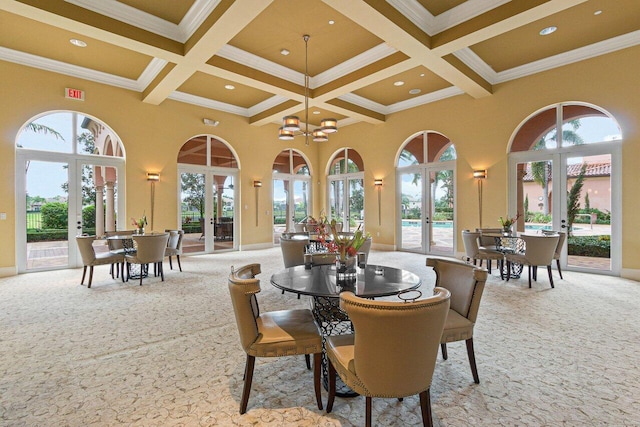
[453,48,498,84]
[216,44,303,85]
[338,93,386,115]
[312,43,397,87]
[0,46,139,91]
[385,86,464,114]
[137,58,168,89]
[247,95,291,117]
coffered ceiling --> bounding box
[2,0,639,130]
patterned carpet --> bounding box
[1,248,639,426]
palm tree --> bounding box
[531,120,584,215]
[20,121,65,173]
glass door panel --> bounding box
[293,180,309,224]
[213,174,235,251]
[273,179,288,243]
[399,171,422,251]
[25,160,70,270]
[564,154,612,271]
[516,158,554,233]
[180,172,206,254]
[430,168,454,254]
[348,178,364,232]
[329,179,345,225]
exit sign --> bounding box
[65,87,85,101]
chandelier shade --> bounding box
[277,35,337,144]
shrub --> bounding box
[41,202,67,229]
[567,235,610,258]
[82,205,96,228]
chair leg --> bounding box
[366,396,372,427]
[313,353,322,410]
[160,262,165,281]
[176,255,182,272]
[466,338,480,384]
[506,261,511,281]
[121,262,125,282]
[110,263,114,279]
[533,265,538,281]
[419,389,433,427]
[440,343,448,360]
[87,266,94,288]
[556,259,563,279]
[81,266,87,285]
[487,260,492,273]
[140,265,144,286]
[240,354,255,414]
[326,359,337,413]
[528,265,532,288]
[547,265,555,288]
[168,256,173,270]
[305,354,311,370]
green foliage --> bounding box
[181,173,205,218]
[567,235,610,258]
[528,212,552,224]
[26,229,69,242]
[82,205,96,228]
[584,193,590,210]
[524,194,529,214]
[566,163,587,235]
[41,202,68,229]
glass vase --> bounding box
[335,257,357,284]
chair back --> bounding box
[357,237,372,263]
[228,264,262,352]
[280,237,310,268]
[76,235,97,264]
[293,223,306,232]
[339,288,450,397]
[427,257,488,323]
[521,234,560,266]
[105,230,134,251]
[309,252,337,265]
[461,230,481,259]
[476,228,501,248]
[131,233,170,263]
[542,230,566,259]
[165,229,184,252]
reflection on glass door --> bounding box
[429,168,454,254]
[272,177,310,243]
[400,171,422,251]
[329,179,345,228]
[213,174,235,250]
[180,171,206,253]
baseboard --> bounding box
[0,266,18,278]
[620,269,640,282]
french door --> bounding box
[327,174,364,232]
[16,151,125,272]
[272,176,311,242]
[178,166,237,253]
[397,163,455,255]
[509,144,620,275]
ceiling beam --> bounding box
[142,0,273,104]
[322,0,492,98]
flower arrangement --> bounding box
[499,212,521,229]
[321,220,369,261]
[131,213,147,230]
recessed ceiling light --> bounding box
[594,10,602,15]
[224,84,235,90]
[280,49,290,56]
[313,110,321,115]
[69,38,87,47]
[409,89,421,95]
[328,20,335,25]
[394,81,405,86]
[420,73,425,77]
[539,26,557,36]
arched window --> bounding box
[15,111,125,272]
[177,135,239,253]
[327,148,364,232]
[508,102,621,275]
[396,131,456,255]
[272,149,311,241]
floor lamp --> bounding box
[473,170,487,228]
[147,172,159,231]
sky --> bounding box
[19,112,622,200]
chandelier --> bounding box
[278,35,337,145]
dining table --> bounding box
[271,263,422,396]
[106,233,146,280]
[480,232,527,278]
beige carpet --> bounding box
[1,248,639,426]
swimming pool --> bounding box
[400,220,558,231]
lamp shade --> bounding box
[473,170,487,179]
[374,179,383,186]
[282,116,300,132]
[312,129,328,142]
[278,127,295,140]
[253,180,262,187]
[147,172,160,181]
[320,118,338,133]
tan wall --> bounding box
[1,44,639,275]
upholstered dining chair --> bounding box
[105,230,134,278]
[426,257,488,384]
[476,228,502,251]
[505,234,560,288]
[164,229,184,272]
[542,230,567,279]
[462,230,504,277]
[280,236,310,268]
[76,235,125,288]
[326,289,451,427]
[228,263,323,414]
[125,233,170,285]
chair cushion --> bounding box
[326,334,370,396]
[441,309,474,344]
[249,309,322,357]
[93,251,124,266]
